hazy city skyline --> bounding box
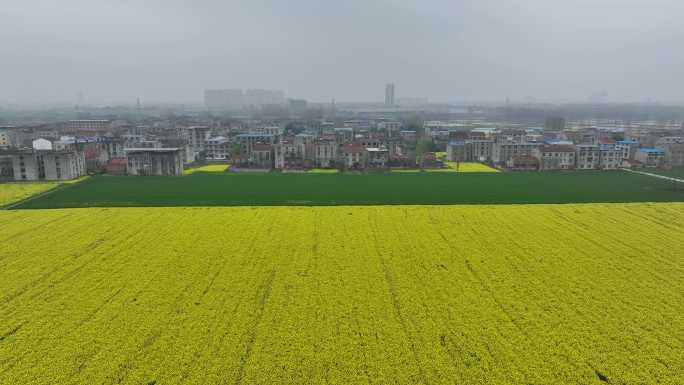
[2,0,684,105]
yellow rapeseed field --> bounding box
[183,164,230,175]
[0,203,682,384]
[445,161,500,172]
[0,182,60,207]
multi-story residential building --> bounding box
[534,144,576,170]
[399,130,417,142]
[0,155,13,180]
[274,140,305,169]
[656,137,684,167]
[615,139,640,162]
[3,148,86,181]
[634,148,665,168]
[161,138,193,165]
[599,144,622,170]
[249,126,283,137]
[249,144,273,169]
[341,143,365,169]
[506,155,539,171]
[102,137,126,160]
[183,126,212,161]
[235,133,276,155]
[423,121,470,138]
[377,121,401,132]
[125,148,184,176]
[51,137,111,172]
[0,127,14,148]
[492,142,538,164]
[314,139,338,168]
[334,127,354,143]
[366,147,389,168]
[580,130,600,145]
[294,133,315,161]
[494,129,527,144]
[205,136,231,160]
[447,141,467,162]
[576,144,600,169]
[67,120,111,135]
[343,120,372,130]
[358,136,387,150]
[469,140,494,162]
[385,83,395,106]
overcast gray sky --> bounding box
[1,0,683,105]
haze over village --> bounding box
[1,1,683,385]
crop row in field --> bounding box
[1,203,682,384]
[14,171,684,209]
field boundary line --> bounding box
[3,177,90,210]
[2,184,66,210]
[621,168,684,183]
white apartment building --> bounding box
[67,120,111,133]
[599,145,622,170]
[205,136,231,160]
[492,142,538,164]
[125,148,184,176]
[0,128,13,148]
[615,139,640,161]
[377,121,402,132]
[576,144,600,169]
[656,137,684,167]
[6,149,86,181]
[314,140,338,168]
[341,143,365,168]
[235,133,276,155]
[534,145,576,170]
[183,126,212,160]
[274,140,305,169]
[634,148,665,168]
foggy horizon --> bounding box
[2,0,684,105]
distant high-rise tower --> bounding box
[385,83,395,106]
